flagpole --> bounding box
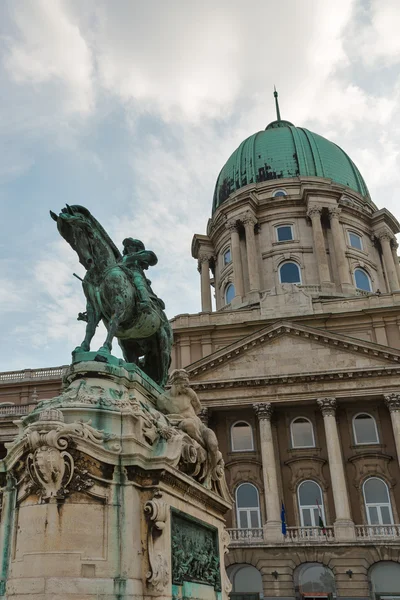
[316,498,327,538]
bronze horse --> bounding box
[50,205,172,386]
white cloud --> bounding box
[2,0,400,371]
[4,0,94,114]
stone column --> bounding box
[226,220,244,298]
[307,206,331,287]
[379,231,399,292]
[391,240,400,287]
[198,254,212,312]
[317,398,355,540]
[253,403,282,541]
[328,206,353,293]
[385,394,400,468]
[242,212,260,292]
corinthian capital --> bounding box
[328,206,342,219]
[226,219,239,233]
[253,402,273,421]
[198,253,213,264]
[385,393,400,413]
[376,229,394,243]
[317,397,337,417]
[307,206,323,219]
[241,211,257,227]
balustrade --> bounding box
[227,528,264,544]
[285,526,335,542]
[356,524,400,539]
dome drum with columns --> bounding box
[192,94,400,313]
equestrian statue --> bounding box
[50,205,173,387]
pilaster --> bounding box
[307,205,333,290]
[226,220,245,298]
[328,206,353,294]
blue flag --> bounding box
[281,502,287,535]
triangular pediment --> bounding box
[187,321,400,382]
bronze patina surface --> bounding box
[50,205,172,386]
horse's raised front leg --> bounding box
[74,303,100,353]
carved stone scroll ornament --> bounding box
[24,409,117,502]
[144,491,169,592]
[221,529,233,595]
[385,393,400,412]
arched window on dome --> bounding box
[236,483,261,529]
[231,421,254,452]
[363,477,394,525]
[272,189,287,198]
[353,413,379,445]
[291,417,315,448]
[225,283,235,304]
[354,268,372,292]
[279,261,301,284]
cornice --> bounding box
[187,321,400,379]
[191,365,400,392]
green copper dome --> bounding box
[212,118,370,213]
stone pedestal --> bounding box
[0,358,231,599]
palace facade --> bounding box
[2,98,400,599]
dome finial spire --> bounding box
[273,86,281,121]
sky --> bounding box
[1,0,400,372]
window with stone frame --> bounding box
[275,224,294,242]
[297,480,325,527]
[363,477,394,525]
[353,413,379,445]
[279,261,301,284]
[290,417,315,448]
[225,283,235,304]
[348,231,363,250]
[235,483,261,529]
[231,421,254,452]
[354,267,372,291]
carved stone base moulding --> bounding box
[0,360,231,600]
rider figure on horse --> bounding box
[121,238,165,313]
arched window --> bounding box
[291,417,315,448]
[279,261,301,284]
[353,413,379,445]
[294,563,336,595]
[354,268,372,291]
[227,564,263,596]
[223,248,232,265]
[272,189,287,197]
[348,231,363,250]
[369,561,400,598]
[231,421,254,452]
[236,483,261,529]
[363,478,394,525]
[297,481,325,527]
[225,283,235,304]
[276,224,293,242]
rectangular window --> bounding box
[349,232,363,250]
[276,225,293,242]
